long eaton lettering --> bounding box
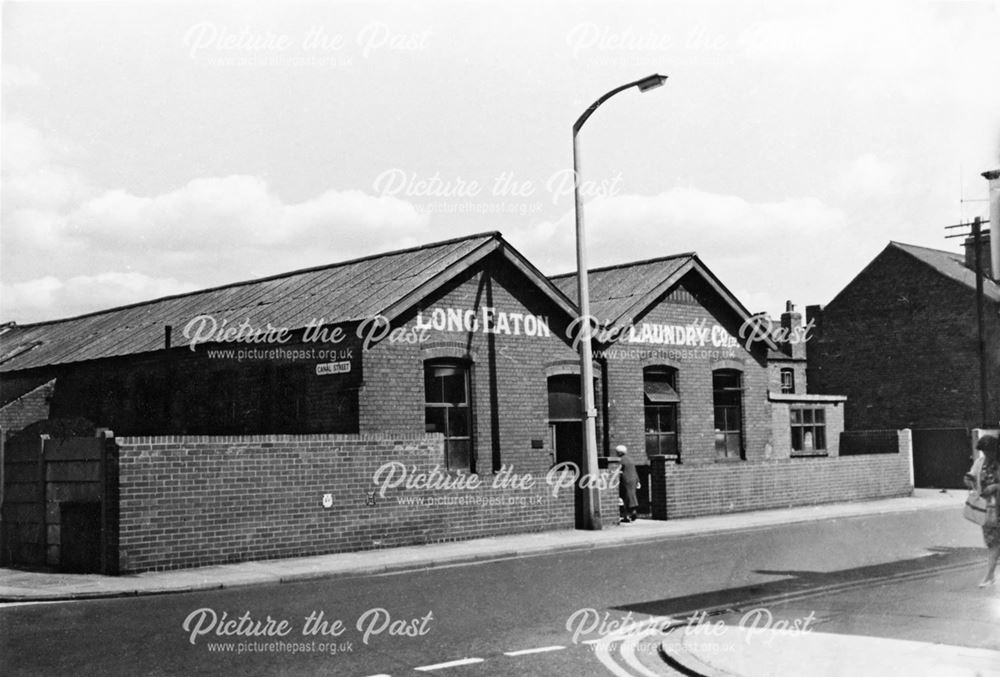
[414,307,551,337]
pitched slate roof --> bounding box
[549,253,777,350]
[0,232,577,373]
[890,241,1000,303]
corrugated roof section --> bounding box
[550,254,694,322]
[0,232,500,372]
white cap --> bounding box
[615,444,627,454]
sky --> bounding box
[2,0,999,324]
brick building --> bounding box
[0,232,911,572]
[551,254,865,519]
[807,238,1000,431]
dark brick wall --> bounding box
[808,246,1000,429]
[115,433,620,573]
[650,429,912,519]
[41,342,360,437]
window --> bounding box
[547,374,581,421]
[547,373,604,465]
[713,369,743,459]
[424,360,473,471]
[644,367,679,458]
[780,368,795,394]
[791,407,826,453]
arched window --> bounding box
[643,366,679,458]
[712,369,743,459]
[424,360,472,471]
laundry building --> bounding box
[0,232,912,574]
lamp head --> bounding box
[636,74,668,92]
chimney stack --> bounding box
[983,169,1000,281]
[779,300,805,360]
[964,230,993,277]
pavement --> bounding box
[0,488,970,603]
[659,625,1000,677]
[655,561,1000,677]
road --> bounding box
[1,505,994,676]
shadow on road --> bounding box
[614,546,983,617]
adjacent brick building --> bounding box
[807,239,1000,430]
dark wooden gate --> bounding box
[911,428,971,489]
[1,431,118,573]
[0,433,48,566]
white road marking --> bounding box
[619,626,665,677]
[502,645,566,656]
[593,615,680,677]
[414,657,485,671]
[593,636,635,677]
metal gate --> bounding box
[911,428,971,489]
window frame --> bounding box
[424,359,474,472]
[779,368,795,394]
[790,405,828,455]
[643,366,680,459]
[712,369,744,460]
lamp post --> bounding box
[573,74,667,530]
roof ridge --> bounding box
[549,251,696,279]
[888,240,963,257]
[5,231,502,329]
[890,239,1000,296]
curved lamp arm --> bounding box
[572,74,668,135]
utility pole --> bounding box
[945,216,990,427]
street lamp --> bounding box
[573,74,668,531]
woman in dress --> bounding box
[974,434,1000,587]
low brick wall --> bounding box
[116,434,619,573]
[650,430,913,519]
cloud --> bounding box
[63,176,432,258]
[1,273,201,323]
[1,120,437,322]
[519,187,845,271]
[835,153,898,197]
[513,187,849,318]
[1,64,43,89]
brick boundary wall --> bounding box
[650,430,913,520]
[115,434,620,573]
